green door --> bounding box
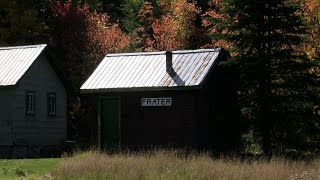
[100,97,120,150]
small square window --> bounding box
[26,91,35,115]
[47,93,56,116]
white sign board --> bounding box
[141,97,172,107]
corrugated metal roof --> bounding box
[0,44,47,86]
[81,48,222,92]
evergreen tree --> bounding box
[208,0,320,156]
[122,0,144,33]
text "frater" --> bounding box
[141,97,172,107]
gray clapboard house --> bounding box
[0,44,67,156]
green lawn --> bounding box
[0,158,60,180]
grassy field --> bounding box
[1,151,319,179]
[0,158,60,179]
[54,151,320,180]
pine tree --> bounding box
[208,0,320,156]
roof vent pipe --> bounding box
[166,51,174,75]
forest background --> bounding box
[0,0,319,157]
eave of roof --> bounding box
[81,85,202,94]
[0,44,46,50]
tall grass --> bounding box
[52,150,320,180]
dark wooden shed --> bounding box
[81,49,240,151]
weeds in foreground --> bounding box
[52,150,320,180]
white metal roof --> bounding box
[81,48,223,92]
[0,44,47,86]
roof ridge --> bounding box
[106,51,167,57]
[172,48,220,54]
[106,48,221,57]
[0,44,47,50]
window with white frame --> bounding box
[47,93,56,116]
[26,91,35,115]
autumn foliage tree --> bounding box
[49,0,130,144]
[170,0,200,48]
[50,0,129,85]
[135,0,200,51]
[297,0,320,59]
[151,15,181,51]
[137,1,157,51]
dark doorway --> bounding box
[100,97,120,150]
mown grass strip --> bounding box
[0,158,60,180]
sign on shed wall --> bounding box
[141,97,172,107]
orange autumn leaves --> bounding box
[300,0,320,59]
[49,0,319,57]
[50,0,130,91]
[138,0,200,51]
[51,0,129,60]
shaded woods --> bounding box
[0,0,319,157]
